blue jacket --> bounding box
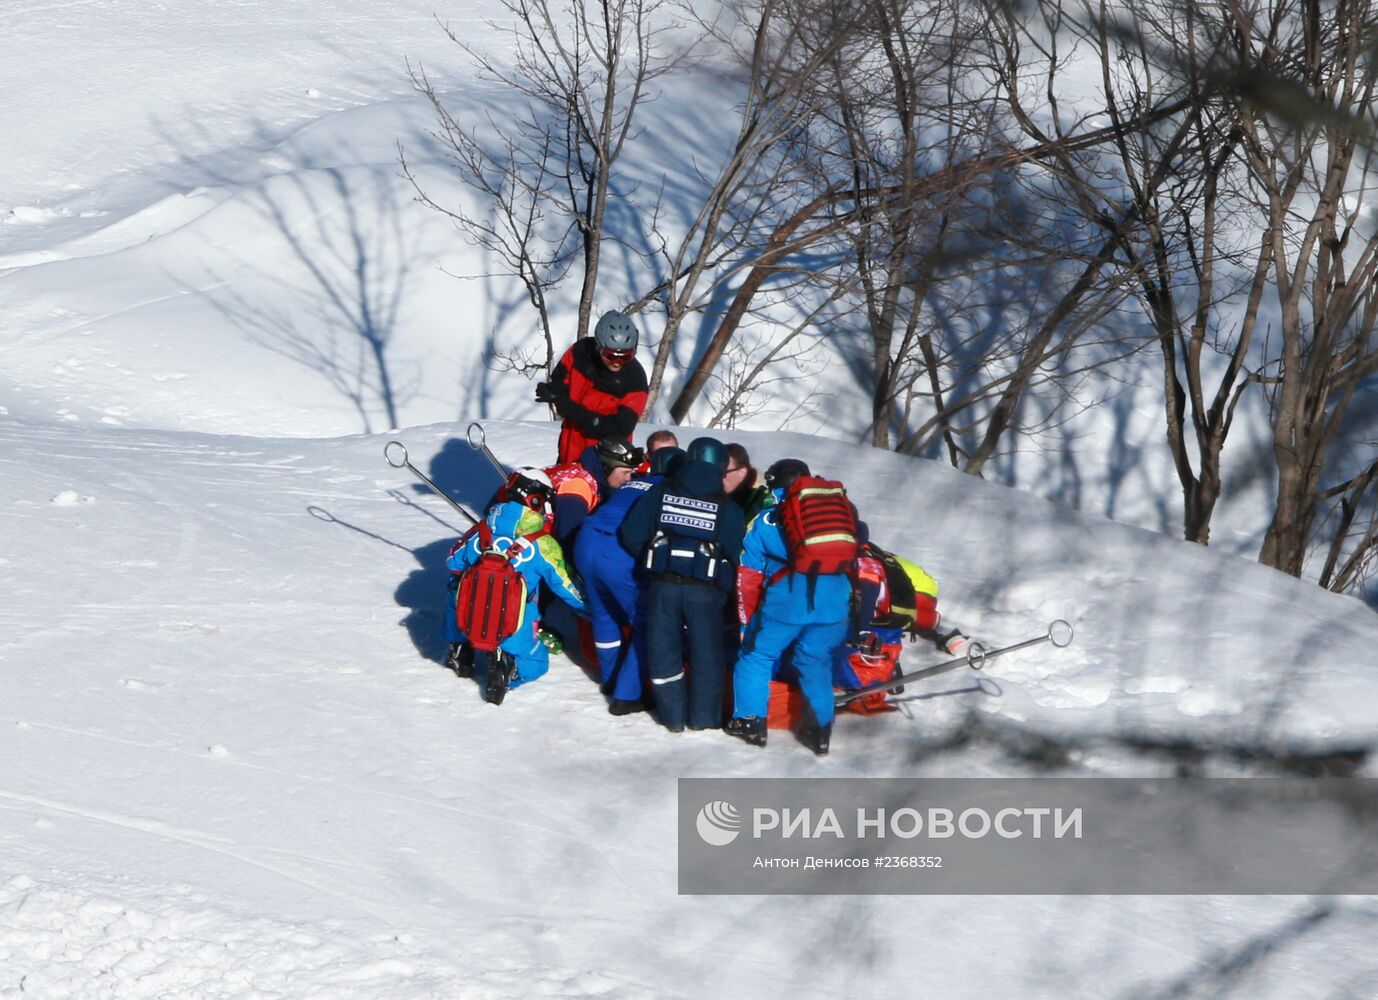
[582,474,660,540]
[736,486,867,624]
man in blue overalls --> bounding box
[620,438,745,732]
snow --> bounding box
[3,1,1377,997]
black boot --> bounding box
[801,721,832,757]
[608,698,645,716]
[486,652,517,706]
[724,715,767,748]
[444,643,474,679]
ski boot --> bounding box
[444,642,474,679]
[724,715,767,748]
[486,651,518,706]
[608,698,645,716]
[801,721,832,757]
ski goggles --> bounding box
[600,347,635,366]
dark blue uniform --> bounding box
[620,459,745,730]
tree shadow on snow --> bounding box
[389,438,507,663]
[1123,899,1339,1000]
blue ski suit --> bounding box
[731,490,860,728]
[572,473,661,701]
[446,501,587,688]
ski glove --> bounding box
[534,381,561,405]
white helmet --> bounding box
[507,467,554,508]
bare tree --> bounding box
[803,0,1005,450]
[1002,0,1260,542]
[408,0,687,372]
[664,3,1196,432]
[1240,0,1378,577]
[628,0,851,410]
[1007,0,1378,590]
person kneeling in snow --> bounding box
[446,496,587,703]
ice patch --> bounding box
[1037,671,1115,708]
[1125,675,1191,695]
[1176,687,1244,717]
[4,205,68,224]
[120,678,164,692]
[158,621,219,635]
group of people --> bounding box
[440,311,969,755]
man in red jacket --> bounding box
[536,310,650,464]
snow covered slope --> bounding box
[4,0,1378,995]
[0,0,1274,556]
[3,414,1377,997]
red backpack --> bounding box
[454,521,533,652]
[773,476,860,580]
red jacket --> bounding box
[550,339,648,463]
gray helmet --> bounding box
[593,310,638,352]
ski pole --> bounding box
[384,441,478,526]
[835,618,1074,707]
[467,422,509,479]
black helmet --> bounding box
[649,445,686,477]
[596,436,644,474]
[593,310,638,352]
[505,467,554,509]
[686,436,729,472]
[764,458,810,491]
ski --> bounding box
[834,619,1074,708]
